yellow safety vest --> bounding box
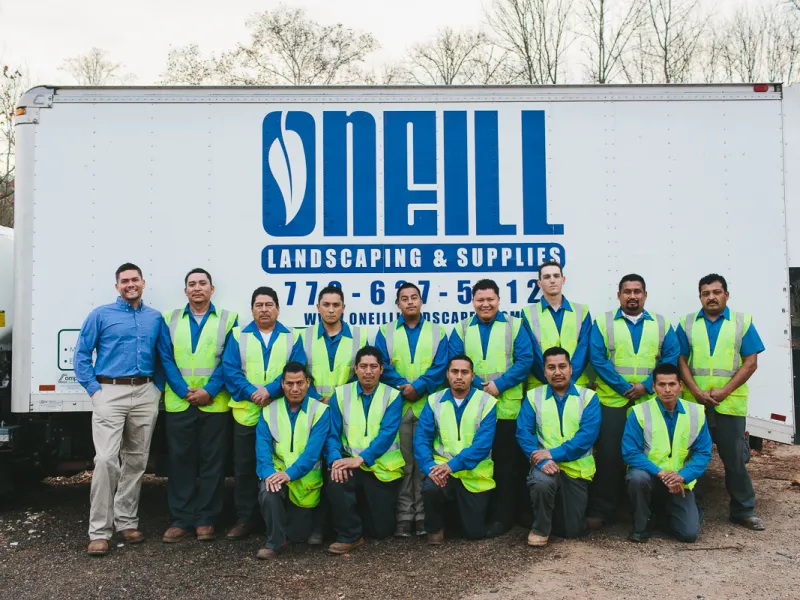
[379,319,446,418]
[262,398,328,508]
[229,326,294,426]
[679,311,752,417]
[522,301,591,389]
[455,315,524,420]
[631,398,706,490]
[595,311,668,408]
[163,308,237,413]
[298,325,367,397]
[335,382,405,482]
[527,386,596,480]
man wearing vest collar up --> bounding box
[622,363,712,543]
[448,279,533,538]
[222,286,303,540]
[677,274,766,531]
[255,362,330,559]
[325,346,404,554]
[375,282,448,537]
[414,354,497,545]
[162,268,238,544]
[522,261,592,393]
[587,274,679,529]
[516,346,601,547]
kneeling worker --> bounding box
[256,362,329,559]
[516,346,601,547]
[414,355,497,544]
[325,346,405,554]
[622,363,712,543]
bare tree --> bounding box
[161,44,218,85]
[579,0,646,83]
[765,5,800,84]
[643,0,707,83]
[59,48,134,85]
[620,28,658,82]
[725,7,766,83]
[0,65,26,227]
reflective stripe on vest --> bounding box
[684,311,745,378]
[340,383,400,456]
[266,400,322,472]
[460,317,514,381]
[239,329,295,390]
[385,321,442,367]
[530,386,590,461]
[605,310,666,376]
[431,389,491,460]
[528,303,584,350]
[167,309,232,377]
[304,326,362,396]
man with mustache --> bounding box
[587,274,679,529]
[676,274,765,531]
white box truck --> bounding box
[3,83,797,477]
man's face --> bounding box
[699,282,728,316]
[251,294,279,329]
[397,287,422,320]
[654,374,682,403]
[355,354,383,389]
[617,281,647,314]
[184,273,214,306]
[544,354,572,389]
[115,269,145,303]
[447,359,474,393]
[539,265,565,298]
[472,288,500,322]
[282,370,309,402]
[318,293,345,325]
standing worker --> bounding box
[522,261,592,390]
[222,286,303,540]
[449,279,533,537]
[325,346,404,554]
[161,268,238,543]
[677,274,765,531]
[587,274,679,529]
[516,347,601,547]
[375,282,448,537]
[74,263,184,556]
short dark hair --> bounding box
[447,354,474,371]
[543,346,571,364]
[618,273,646,292]
[318,285,345,304]
[538,261,563,278]
[698,273,728,293]
[653,363,680,383]
[472,279,499,297]
[396,282,422,302]
[355,345,383,366]
[251,286,279,308]
[115,262,142,282]
[184,268,212,287]
[282,361,308,377]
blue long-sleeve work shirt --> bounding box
[522,297,592,384]
[621,398,712,484]
[589,309,680,395]
[222,320,304,401]
[374,316,448,396]
[413,388,497,476]
[676,307,765,358]
[255,395,330,481]
[325,383,403,467]
[296,321,359,372]
[448,312,533,394]
[516,384,601,470]
[74,297,184,397]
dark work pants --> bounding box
[588,404,629,522]
[422,476,490,540]
[626,469,700,542]
[528,468,589,539]
[326,468,400,543]
[258,483,314,551]
[232,421,260,525]
[488,419,529,527]
[705,411,755,519]
[166,407,228,529]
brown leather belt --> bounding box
[97,376,153,385]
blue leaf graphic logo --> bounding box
[268,114,306,226]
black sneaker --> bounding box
[414,520,426,536]
[730,515,765,531]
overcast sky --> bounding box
[0,0,779,86]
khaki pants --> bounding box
[89,382,160,540]
[397,406,424,522]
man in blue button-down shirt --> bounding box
[74,263,184,557]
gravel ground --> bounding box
[1,442,798,600]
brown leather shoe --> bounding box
[328,537,365,554]
[162,526,192,543]
[527,531,549,547]
[196,525,215,541]
[586,517,604,531]
[427,528,444,546]
[119,529,144,544]
[256,540,289,560]
[226,522,254,540]
[87,539,109,556]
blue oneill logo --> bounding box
[262,110,564,239]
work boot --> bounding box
[87,539,109,556]
[628,530,651,543]
[307,529,324,545]
[527,531,549,547]
[162,526,192,544]
[118,529,145,544]
[328,538,366,554]
[196,525,215,541]
[394,520,412,538]
[427,528,444,546]
[226,522,254,540]
[415,520,426,536]
[256,540,289,560]
[730,516,765,531]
